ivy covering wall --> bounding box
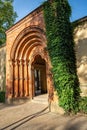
[43,0,80,113]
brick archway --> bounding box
[6,26,54,102]
[10,26,46,60]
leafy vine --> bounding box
[43,0,80,113]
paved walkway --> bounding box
[0,102,87,130]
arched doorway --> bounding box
[6,26,54,104]
[32,55,47,97]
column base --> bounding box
[6,97,12,104]
[6,96,30,105]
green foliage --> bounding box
[79,97,87,114]
[0,91,5,102]
[0,0,17,45]
[43,0,80,113]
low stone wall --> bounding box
[0,44,6,91]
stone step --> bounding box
[32,94,48,105]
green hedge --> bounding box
[0,91,5,103]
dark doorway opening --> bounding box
[32,55,47,97]
[34,69,41,95]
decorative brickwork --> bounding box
[6,7,54,104]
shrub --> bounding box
[0,91,5,103]
[79,97,87,114]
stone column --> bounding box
[19,59,23,97]
[14,60,19,97]
[12,60,15,97]
[27,60,29,96]
[23,60,29,96]
[28,63,33,98]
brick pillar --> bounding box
[6,60,13,104]
[8,60,14,98]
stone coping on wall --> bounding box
[5,0,53,34]
[73,16,87,29]
[5,5,43,34]
[73,16,87,24]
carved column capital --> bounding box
[23,60,29,66]
[18,59,23,65]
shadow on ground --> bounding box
[1,106,49,130]
[0,102,87,130]
[63,115,87,130]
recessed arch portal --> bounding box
[10,26,46,60]
[9,26,53,99]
